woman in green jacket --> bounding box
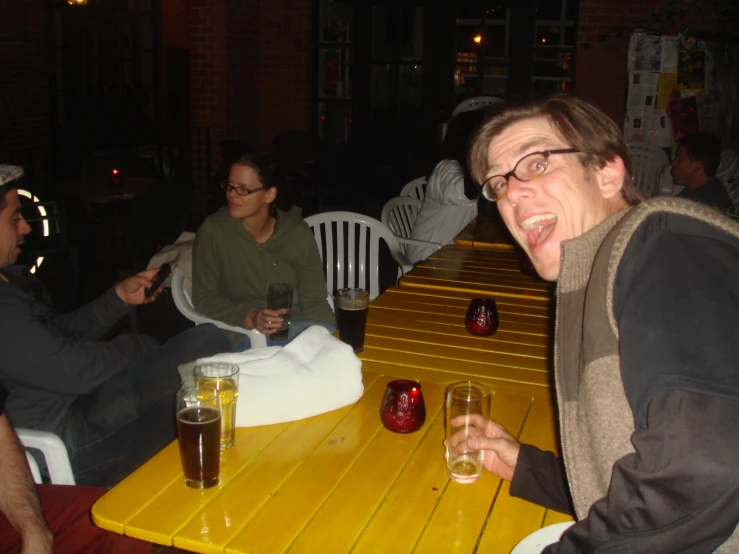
[192,153,335,350]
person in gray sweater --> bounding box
[0,165,230,487]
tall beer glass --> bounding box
[335,288,370,353]
[267,283,293,341]
[176,386,221,489]
[194,362,240,450]
[444,381,491,484]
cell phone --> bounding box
[145,263,171,299]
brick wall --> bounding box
[189,0,312,187]
[575,0,721,125]
[0,1,49,172]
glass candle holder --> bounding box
[110,168,123,187]
[380,380,426,434]
[465,298,499,336]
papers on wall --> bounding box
[657,73,678,109]
[652,110,673,147]
[660,36,678,73]
[668,96,700,139]
[676,50,706,90]
[633,33,662,72]
[624,109,655,142]
[627,72,659,109]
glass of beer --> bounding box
[444,381,491,484]
[267,283,292,342]
[176,386,221,489]
[334,288,370,353]
[194,362,240,450]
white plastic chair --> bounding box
[400,177,427,200]
[303,212,414,301]
[451,95,503,118]
[717,149,739,210]
[658,165,677,196]
[381,196,422,239]
[380,196,443,257]
[171,267,267,348]
[16,428,75,485]
[626,141,671,198]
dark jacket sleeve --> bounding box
[0,294,157,395]
[510,444,573,515]
[46,287,133,340]
[545,217,739,552]
[545,391,739,553]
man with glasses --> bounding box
[453,97,739,551]
[0,165,230,487]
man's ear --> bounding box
[596,157,626,201]
[693,158,706,176]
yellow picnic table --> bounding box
[362,284,552,397]
[91,370,571,554]
[91,244,573,553]
[400,244,552,302]
[454,213,516,251]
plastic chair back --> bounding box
[451,96,503,119]
[16,428,75,485]
[381,196,422,239]
[171,267,267,348]
[303,211,413,301]
[400,177,427,200]
[717,149,739,210]
[626,141,670,197]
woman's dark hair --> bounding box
[233,152,293,212]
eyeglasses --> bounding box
[481,148,580,201]
[220,181,267,196]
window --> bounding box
[453,0,577,102]
[533,0,576,94]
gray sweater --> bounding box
[0,266,157,434]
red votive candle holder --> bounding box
[110,168,122,187]
[380,380,426,434]
[465,298,499,336]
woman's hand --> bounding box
[246,308,289,335]
[444,413,521,481]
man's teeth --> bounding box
[521,214,556,231]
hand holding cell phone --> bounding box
[145,263,171,299]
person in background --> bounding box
[192,153,335,351]
[452,96,739,551]
[0,382,151,553]
[0,164,231,488]
[672,132,732,211]
[405,107,493,264]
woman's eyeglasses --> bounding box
[220,181,266,196]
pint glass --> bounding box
[176,386,221,489]
[194,362,240,450]
[334,288,370,353]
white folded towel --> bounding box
[178,326,364,426]
[147,231,195,285]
